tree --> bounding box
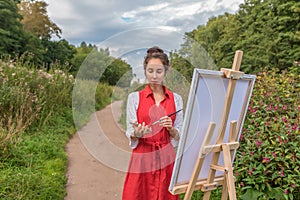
[177,0,300,74]
[0,0,26,55]
[18,0,62,39]
[41,39,76,69]
[236,0,300,72]
[100,58,132,87]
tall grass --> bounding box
[0,57,114,199]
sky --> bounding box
[45,0,244,78]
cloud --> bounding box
[45,0,243,45]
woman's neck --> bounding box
[149,84,164,94]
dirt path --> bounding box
[64,101,131,200]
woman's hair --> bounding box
[143,46,169,72]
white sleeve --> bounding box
[170,93,183,147]
[125,92,139,149]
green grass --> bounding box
[0,113,74,200]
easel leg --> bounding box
[222,144,237,200]
[184,123,216,200]
[221,176,228,200]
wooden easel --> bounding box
[183,50,245,200]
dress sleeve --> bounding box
[171,93,183,147]
[125,92,139,149]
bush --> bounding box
[0,58,114,199]
[235,66,300,199]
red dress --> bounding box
[122,85,179,200]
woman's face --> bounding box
[145,58,166,86]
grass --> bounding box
[0,113,74,200]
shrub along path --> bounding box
[64,101,131,200]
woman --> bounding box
[122,46,183,200]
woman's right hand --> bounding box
[131,122,151,138]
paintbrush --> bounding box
[130,109,183,127]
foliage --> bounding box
[41,38,76,69]
[70,42,96,74]
[101,58,133,87]
[176,0,300,74]
[75,48,133,86]
[0,0,27,55]
[235,66,300,199]
[0,59,114,199]
[0,117,74,200]
[0,58,74,151]
[18,0,62,39]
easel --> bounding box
[183,50,245,200]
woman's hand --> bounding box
[159,116,173,131]
[131,122,151,139]
[159,116,180,140]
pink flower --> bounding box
[256,140,262,148]
[240,134,244,141]
[282,117,287,123]
[260,101,263,106]
[291,184,296,188]
[235,172,239,176]
[262,157,270,163]
[250,151,254,156]
[272,152,277,158]
[280,170,285,177]
[274,104,279,110]
[284,190,288,194]
[248,167,255,176]
[265,170,269,174]
[283,105,288,110]
[241,182,245,187]
[292,124,298,131]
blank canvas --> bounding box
[169,68,256,193]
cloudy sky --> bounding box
[45,0,244,78]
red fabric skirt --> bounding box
[122,139,179,200]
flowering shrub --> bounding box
[235,67,300,199]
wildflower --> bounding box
[250,151,254,156]
[272,152,277,158]
[292,124,298,131]
[291,184,295,188]
[284,190,288,194]
[235,172,238,176]
[282,117,287,123]
[241,182,245,187]
[265,170,269,174]
[248,170,252,175]
[280,170,284,177]
[262,157,270,163]
[240,134,244,141]
[274,105,279,110]
[256,140,262,148]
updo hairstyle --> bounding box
[143,46,170,72]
